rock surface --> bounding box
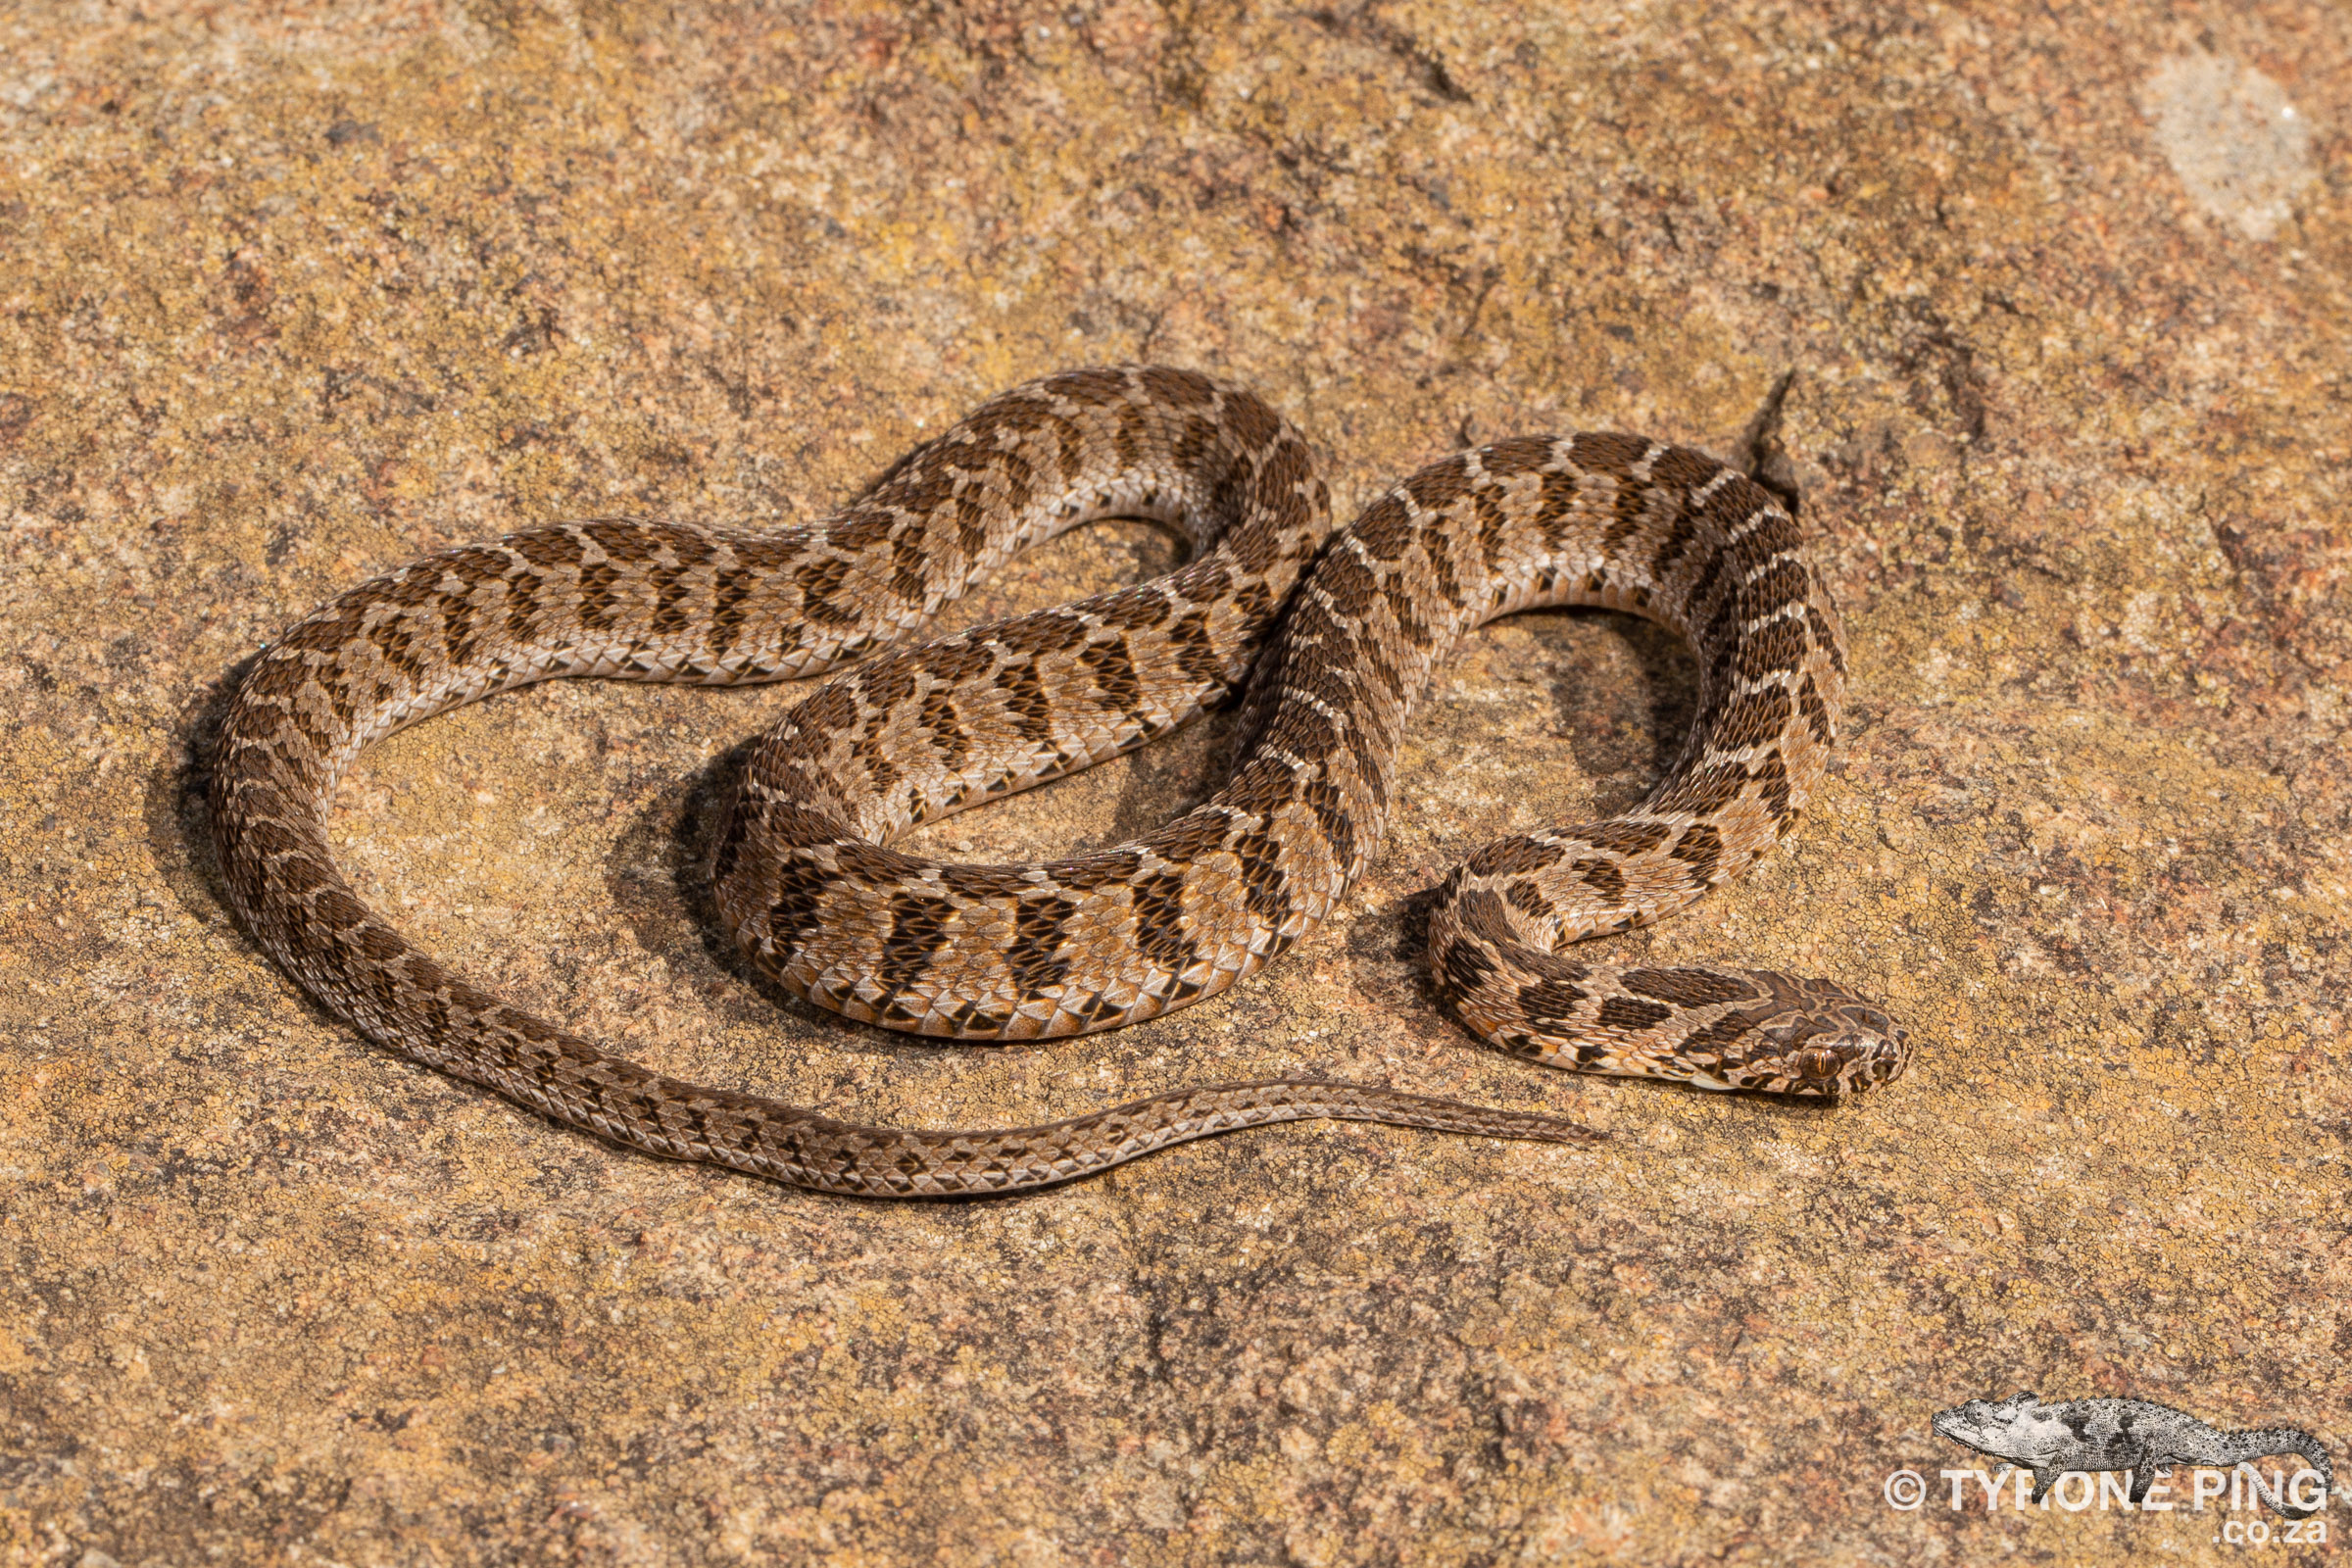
[3,2,2347,1562]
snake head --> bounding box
[1730,973,1911,1098]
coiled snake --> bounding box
[211,367,1909,1197]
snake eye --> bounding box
[1795,1046,1844,1083]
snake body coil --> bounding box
[211,367,1907,1197]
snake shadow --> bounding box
[145,650,261,936]
[603,730,926,1056]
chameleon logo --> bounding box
[1933,1392,2329,1519]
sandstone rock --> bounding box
[2,3,2343,1562]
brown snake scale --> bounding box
[211,367,1909,1198]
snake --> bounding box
[210,366,1909,1198]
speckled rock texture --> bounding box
[3,2,2346,1563]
